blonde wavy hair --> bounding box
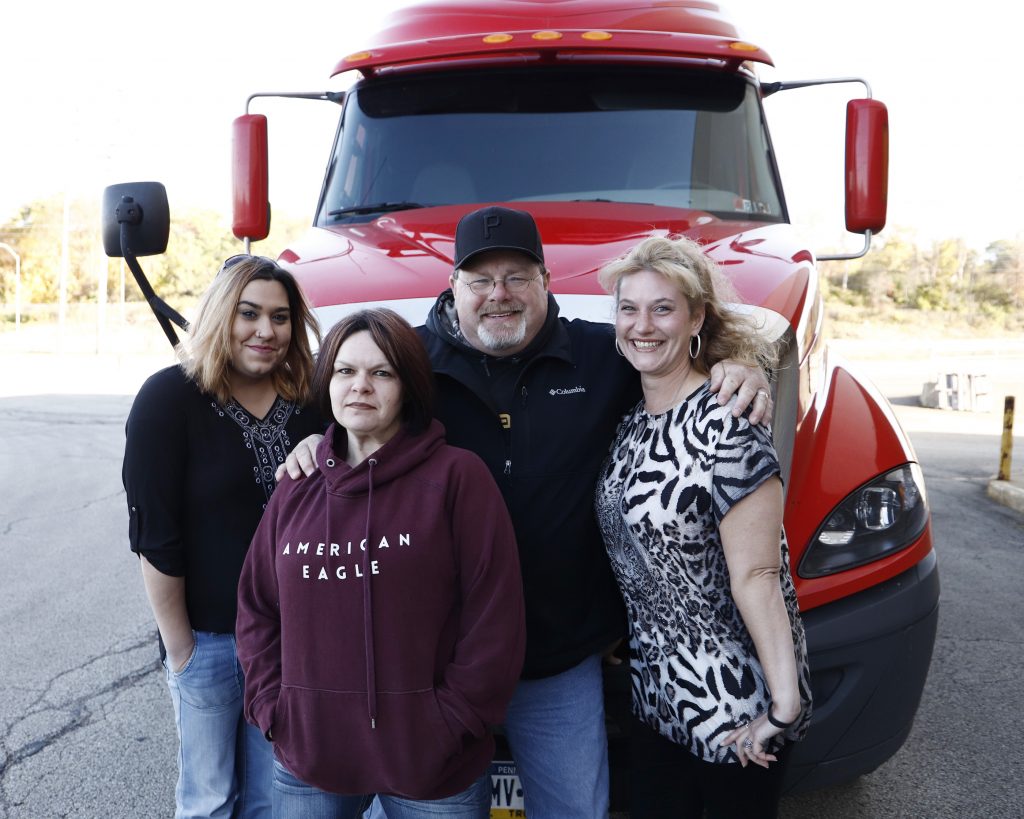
[597,235,777,374]
[181,256,320,405]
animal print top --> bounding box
[595,381,812,763]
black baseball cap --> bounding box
[454,206,545,269]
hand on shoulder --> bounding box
[277,433,324,481]
[708,359,772,425]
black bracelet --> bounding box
[766,706,799,730]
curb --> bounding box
[986,479,1024,515]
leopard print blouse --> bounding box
[595,381,812,763]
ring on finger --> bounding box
[742,738,754,751]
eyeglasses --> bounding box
[457,273,541,296]
[217,254,279,276]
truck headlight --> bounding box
[799,463,929,578]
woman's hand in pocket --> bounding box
[166,632,196,673]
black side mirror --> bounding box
[102,181,170,258]
[101,181,186,347]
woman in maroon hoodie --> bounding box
[236,308,525,818]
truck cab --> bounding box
[231,0,938,805]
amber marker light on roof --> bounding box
[581,31,613,41]
[344,51,373,62]
[532,30,563,41]
[483,33,514,43]
[728,41,760,52]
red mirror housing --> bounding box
[845,99,888,234]
[233,114,270,241]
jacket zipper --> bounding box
[505,386,530,476]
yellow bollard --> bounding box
[998,396,1015,481]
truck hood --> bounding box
[283,201,815,334]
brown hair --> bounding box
[182,256,320,405]
[597,235,778,373]
[313,308,434,433]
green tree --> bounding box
[0,196,271,315]
[0,195,100,304]
[983,238,1023,309]
[909,238,975,311]
[130,208,240,304]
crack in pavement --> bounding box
[935,635,1024,647]
[1,489,126,537]
[0,634,159,800]
[0,408,128,427]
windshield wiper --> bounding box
[327,201,426,218]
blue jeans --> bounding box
[502,653,610,818]
[271,760,491,818]
[163,630,273,818]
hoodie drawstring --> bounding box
[363,458,378,729]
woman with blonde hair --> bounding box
[123,255,323,818]
[595,235,812,818]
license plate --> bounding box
[490,761,525,817]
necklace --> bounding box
[643,366,708,415]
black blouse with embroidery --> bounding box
[123,365,323,633]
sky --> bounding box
[2,1,1022,253]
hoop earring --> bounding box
[614,340,626,357]
[689,334,701,359]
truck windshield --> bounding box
[318,65,784,224]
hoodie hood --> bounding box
[317,419,446,495]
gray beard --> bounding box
[475,313,527,352]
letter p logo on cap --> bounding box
[453,205,545,269]
[483,214,501,239]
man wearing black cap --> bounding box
[424,204,770,818]
[283,205,771,818]
[443,206,550,356]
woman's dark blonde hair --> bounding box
[597,235,778,373]
[182,256,320,405]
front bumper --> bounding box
[496,549,939,811]
[784,549,940,793]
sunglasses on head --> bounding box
[217,254,280,276]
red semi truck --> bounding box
[173,0,941,809]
